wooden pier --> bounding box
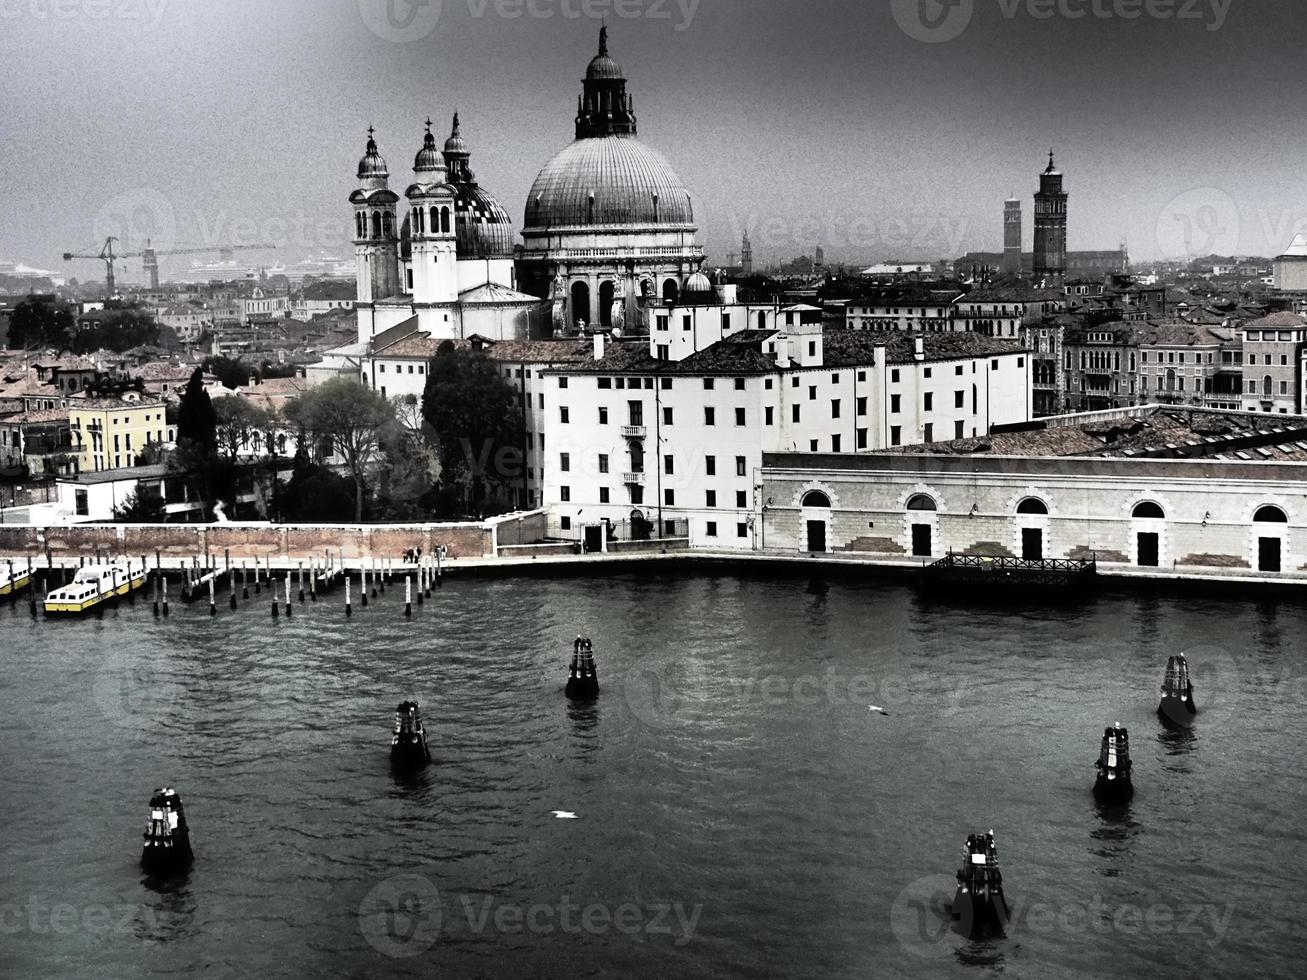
[922,552,1097,593]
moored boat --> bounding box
[1158,653,1196,725]
[141,787,193,874]
[565,635,599,700]
[390,701,432,767]
[44,561,146,615]
[1093,723,1133,801]
[952,830,1010,936]
[0,562,32,597]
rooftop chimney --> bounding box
[914,337,925,362]
[593,332,605,361]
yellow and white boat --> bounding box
[44,562,147,615]
[0,563,32,597]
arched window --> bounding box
[1132,501,1165,519]
[1165,369,1176,392]
[599,281,616,327]
[355,212,364,238]
[570,281,591,327]
[382,212,394,238]
[414,208,423,235]
[906,494,937,512]
[1263,375,1273,398]
[440,207,451,233]
[429,207,438,234]
[662,278,679,305]
[801,490,831,508]
[1254,505,1287,523]
[757,311,767,330]
[1016,498,1048,515]
[371,211,381,238]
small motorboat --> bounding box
[45,561,146,615]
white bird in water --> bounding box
[868,705,889,716]
[552,811,578,819]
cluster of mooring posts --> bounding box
[135,632,599,874]
[0,546,453,621]
[948,653,1200,938]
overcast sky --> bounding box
[2,0,1305,278]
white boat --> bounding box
[44,561,147,615]
[0,562,32,597]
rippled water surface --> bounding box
[1,572,1304,978]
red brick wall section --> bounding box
[0,524,494,562]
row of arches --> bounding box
[567,278,683,327]
[412,205,452,236]
[355,210,396,241]
[894,493,1289,525]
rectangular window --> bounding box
[924,393,933,412]
[706,490,716,508]
[706,521,717,537]
[856,396,868,416]
[560,486,571,502]
[664,489,675,505]
[705,456,716,476]
[831,399,841,419]
[560,452,570,472]
[955,390,964,409]
[831,434,841,452]
[683,315,692,331]
[559,407,569,423]
[598,454,609,474]
[735,456,746,477]
[955,365,964,376]
[891,394,901,414]
[736,490,747,508]
[765,378,773,390]
[924,422,934,442]
[734,378,745,390]
[661,378,672,390]
[856,427,868,449]
[561,516,571,530]
[599,487,610,504]
[704,407,715,426]
[792,377,800,388]
[809,439,818,451]
[598,407,608,424]
[955,420,964,439]
[809,386,817,400]
[738,523,748,538]
[663,407,674,425]
[892,369,900,383]
[765,406,774,425]
[559,377,568,389]
[599,377,612,389]
[924,368,932,379]
[735,407,745,426]
[664,454,675,475]
[704,378,715,390]
[792,404,801,423]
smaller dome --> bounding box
[414,121,444,172]
[681,271,715,304]
[586,26,623,80]
[357,129,388,180]
[444,112,468,156]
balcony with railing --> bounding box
[622,472,646,486]
[620,425,646,440]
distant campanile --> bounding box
[1032,150,1067,285]
[1002,197,1022,275]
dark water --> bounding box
[1,573,1304,979]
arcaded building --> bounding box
[760,405,1307,576]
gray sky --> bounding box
[2,0,1305,278]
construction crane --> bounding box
[62,238,277,295]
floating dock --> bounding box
[923,552,1097,592]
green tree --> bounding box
[177,368,217,454]
[113,484,166,523]
[213,396,273,461]
[71,303,160,353]
[201,355,253,390]
[6,296,75,350]
[422,349,524,513]
[284,378,396,522]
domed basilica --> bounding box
[349,28,703,344]
[518,27,705,332]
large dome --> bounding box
[523,136,694,231]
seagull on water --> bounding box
[868,705,889,716]
[552,811,578,819]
